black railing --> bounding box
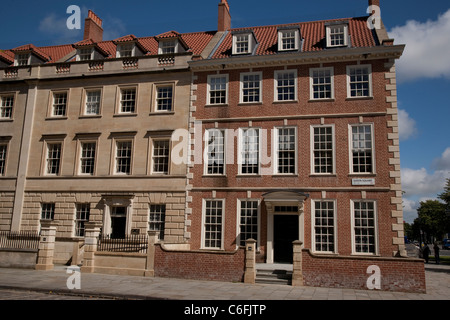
[97,234,148,254]
[0,231,40,250]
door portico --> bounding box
[262,191,309,264]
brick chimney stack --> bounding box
[368,0,380,9]
[218,0,231,32]
[83,10,103,42]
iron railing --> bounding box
[97,234,148,254]
[0,231,40,250]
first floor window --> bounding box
[275,70,296,101]
[0,144,6,176]
[208,75,228,105]
[276,127,296,174]
[46,143,62,175]
[313,126,334,174]
[75,204,90,237]
[240,128,259,174]
[80,142,96,175]
[156,86,173,112]
[353,201,377,254]
[203,200,223,249]
[206,129,225,175]
[311,68,333,100]
[115,141,132,175]
[348,65,371,98]
[85,90,101,115]
[41,203,55,221]
[351,124,374,173]
[239,200,259,246]
[120,88,136,113]
[313,201,335,253]
[152,140,170,174]
[241,73,261,103]
[149,204,166,241]
[1,95,14,119]
[52,92,67,117]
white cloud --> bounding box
[398,109,418,141]
[389,9,450,82]
[39,13,82,43]
[432,147,450,170]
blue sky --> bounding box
[1,0,449,223]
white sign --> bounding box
[352,178,375,186]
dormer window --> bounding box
[117,44,135,58]
[16,53,30,66]
[78,48,94,61]
[232,31,257,55]
[326,23,349,48]
[159,40,177,54]
[278,27,301,52]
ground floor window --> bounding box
[313,200,335,253]
[41,203,55,221]
[203,200,224,249]
[75,203,90,237]
[238,200,259,246]
[352,200,377,254]
[149,204,166,241]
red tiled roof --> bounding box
[156,31,181,39]
[73,39,110,57]
[211,17,377,59]
[0,50,14,64]
[11,44,52,62]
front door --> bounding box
[111,207,127,239]
[273,215,299,263]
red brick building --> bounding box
[186,0,425,291]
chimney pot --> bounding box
[369,0,380,8]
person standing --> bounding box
[423,243,431,263]
[433,242,440,264]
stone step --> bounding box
[255,269,292,285]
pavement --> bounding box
[0,262,449,301]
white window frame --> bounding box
[51,91,68,117]
[201,199,225,250]
[239,72,262,104]
[346,64,373,98]
[116,43,135,58]
[45,142,63,176]
[273,126,298,175]
[0,95,14,119]
[15,53,30,66]
[41,203,55,221]
[351,200,378,255]
[77,48,94,61]
[232,33,254,55]
[274,70,298,102]
[349,123,376,174]
[151,138,171,175]
[309,67,334,100]
[204,128,226,176]
[237,199,260,248]
[114,139,134,175]
[75,203,90,237]
[238,128,261,175]
[83,89,102,116]
[278,29,300,51]
[78,141,97,176]
[0,143,8,176]
[310,125,336,175]
[207,74,229,105]
[326,24,349,48]
[158,40,178,54]
[118,87,137,114]
[149,204,166,241]
[311,199,337,254]
[155,84,174,112]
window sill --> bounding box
[45,116,68,121]
[272,100,299,105]
[310,174,337,177]
[345,96,374,101]
[236,174,262,178]
[272,174,298,177]
[113,113,138,118]
[79,115,102,119]
[205,104,228,107]
[0,118,14,122]
[238,102,263,106]
[308,98,335,103]
[348,173,376,177]
[202,174,227,178]
[149,111,175,116]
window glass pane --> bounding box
[156,86,173,111]
[241,73,261,103]
[314,201,335,252]
[276,71,296,101]
[75,204,90,237]
[353,201,376,254]
[1,96,14,119]
[349,67,370,97]
[85,91,101,115]
[52,93,67,116]
[46,143,61,175]
[149,205,166,240]
[277,128,296,174]
[152,140,170,174]
[206,129,225,174]
[351,125,373,173]
[0,145,7,176]
[239,200,259,246]
[80,142,96,175]
[209,76,227,104]
[313,126,333,173]
[240,129,259,174]
[204,200,223,249]
[116,141,132,174]
[41,203,55,220]
[311,69,332,99]
[120,89,136,113]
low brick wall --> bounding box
[302,249,426,293]
[154,245,245,282]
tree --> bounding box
[438,178,450,211]
[416,200,448,242]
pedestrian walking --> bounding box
[433,242,440,264]
[423,243,431,263]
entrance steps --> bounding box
[255,264,293,285]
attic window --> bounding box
[16,53,30,66]
[278,28,300,51]
[232,31,257,55]
[326,23,349,48]
[78,48,93,61]
[159,40,178,54]
[117,44,135,58]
